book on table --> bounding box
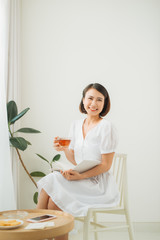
[51,159,100,173]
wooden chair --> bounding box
[75,153,135,240]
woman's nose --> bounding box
[91,101,97,107]
[93,99,97,104]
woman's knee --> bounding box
[37,188,49,209]
[48,197,62,211]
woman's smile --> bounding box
[89,107,98,111]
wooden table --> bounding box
[0,209,74,240]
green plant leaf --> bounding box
[36,154,49,163]
[10,107,30,125]
[52,154,61,162]
[33,192,38,204]
[30,171,46,177]
[16,128,41,133]
[10,137,28,151]
[26,140,32,145]
[7,101,18,123]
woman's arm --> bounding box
[62,152,115,181]
[81,152,114,179]
[63,148,76,165]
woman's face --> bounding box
[83,88,105,117]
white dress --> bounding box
[37,118,120,217]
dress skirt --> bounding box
[37,171,120,217]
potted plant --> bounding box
[7,100,61,203]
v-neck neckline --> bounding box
[82,118,103,140]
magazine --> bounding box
[51,159,100,173]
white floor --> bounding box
[69,222,160,240]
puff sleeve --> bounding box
[100,121,118,154]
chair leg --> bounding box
[83,210,92,240]
[125,209,135,240]
[93,212,98,240]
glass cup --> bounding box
[55,138,71,148]
[2,211,28,219]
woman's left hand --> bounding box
[61,169,82,181]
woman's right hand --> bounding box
[53,137,66,152]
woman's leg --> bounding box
[36,188,49,209]
[54,234,68,240]
[47,197,62,211]
[47,198,68,240]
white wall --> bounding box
[20,0,160,222]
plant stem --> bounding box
[15,148,37,188]
[8,124,12,137]
[9,123,37,188]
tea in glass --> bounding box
[55,138,71,147]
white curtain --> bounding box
[7,0,21,209]
[0,0,16,211]
[0,0,21,210]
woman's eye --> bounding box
[97,99,102,101]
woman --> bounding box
[37,83,120,240]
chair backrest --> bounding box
[111,153,127,207]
